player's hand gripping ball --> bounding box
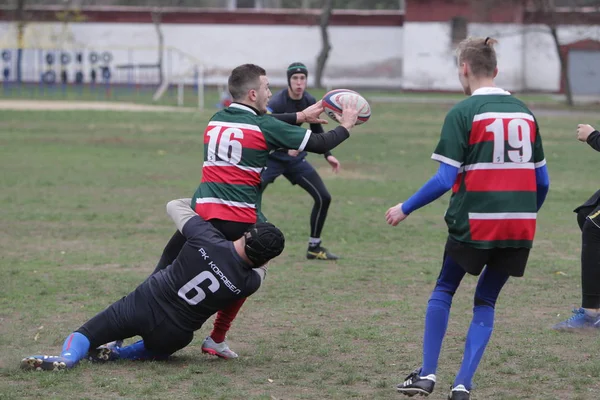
[322,89,371,125]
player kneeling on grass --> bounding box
[20,198,284,371]
[386,37,550,400]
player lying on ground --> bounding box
[150,64,359,359]
[386,37,550,400]
[20,198,285,371]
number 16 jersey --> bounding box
[432,87,546,249]
[193,103,311,224]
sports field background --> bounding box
[0,93,599,400]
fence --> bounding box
[0,45,206,108]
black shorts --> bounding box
[209,219,253,241]
[445,237,531,277]
[77,282,194,355]
[262,156,316,185]
[574,189,600,229]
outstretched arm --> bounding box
[270,101,329,125]
[386,163,459,226]
[166,198,200,235]
[303,97,359,154]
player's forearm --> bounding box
[401,163,458,215]
[535,165,550,211]
[254,265,268,284]
[587,130,600,152]
[271,113,298,125]
[309,123,331,157]
[166,198,196,233]
[304,126,349,154]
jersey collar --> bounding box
[229,102,260,115]
[471,87,511,96]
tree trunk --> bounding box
[151,9,164,87]
[314,0,333,88]
[549,24,574,106]
[15,0,26,83]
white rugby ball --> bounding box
[322,89,371,125]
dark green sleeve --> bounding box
[261,115,311,151]
[431,106,468,168]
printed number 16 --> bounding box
[206,126,244,165]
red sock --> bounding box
[210,297,247,343]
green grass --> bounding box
[2,82,596,111]
[1,101,600,399]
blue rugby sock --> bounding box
[61,332,90,363]
[453,305,495,390]
[117,340,169,361]
[421,290,453,376]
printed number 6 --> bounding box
[178,271,220,305]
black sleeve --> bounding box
[308,122,330,157]
[271,113,298,125]
[304,126,350,154]
[587,130,600,152]
[182,217,223,246]
[310,122,324,134]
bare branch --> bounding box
[314,0,333,88]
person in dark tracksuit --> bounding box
[553,123,600,330]
[20,198,285,371]
[263,62,341,260]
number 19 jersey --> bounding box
[193,103,311,223]
[432,88,546,249]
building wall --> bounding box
[0,20,403,87]
[403,21,600,92]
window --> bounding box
[451,16,468,47]
[236,0,256,8]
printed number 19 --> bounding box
[485,118,532,164]
[206,126,244,165]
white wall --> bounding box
[403,21,600,92]
[524,24,600,91]
[0,21,403,87]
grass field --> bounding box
[1,100,599,400]
[2,82,597,111]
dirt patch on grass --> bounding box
[0,100,195,113]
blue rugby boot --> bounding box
[552,308,600,331]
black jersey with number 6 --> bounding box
[147,216,262,332]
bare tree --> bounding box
[472,0,598,106]
[15,0,26,82]
[151,7,165,86]
[529,0,574,106]
[314,0,333,88]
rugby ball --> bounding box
[322,89,371,125]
